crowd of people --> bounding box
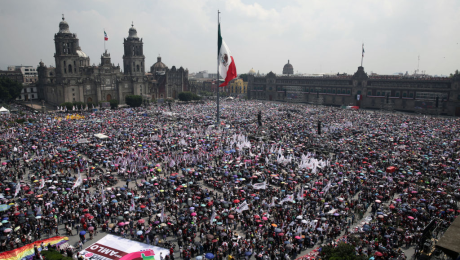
[0,100,459,260]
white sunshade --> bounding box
[94,133,109,139]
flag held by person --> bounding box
[101,189,106,205]
[39,178,45,190]
[218,23,237,87]
[160,206,165,222]
[129,197,135,211]
[72,167,82,189]
[14,181,20,197]
[210,211,216,225]
[297,186,304,200]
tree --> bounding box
[239,74,249,82]
[109,99,119,109]
[125,95,142,107]
[86,101,96,109]
[178,91,202,101]
[0,77,23,102]
[60,102,73,111]
[72,101,85,110]
[320,243,367,260]
[178,91,193,101]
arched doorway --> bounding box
[87,97,93,103]
[173,90,177,99]
[106,94,112,101]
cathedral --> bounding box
[37,16,190,105]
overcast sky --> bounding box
[1,0,459,76]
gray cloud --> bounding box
[0,0,459,76]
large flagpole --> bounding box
[104,28,106,52]
[361,43,364,67]
[217,10,220,125]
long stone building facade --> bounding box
[37,16,189,105]
[248,62,460,116]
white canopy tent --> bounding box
[0,107,10,114]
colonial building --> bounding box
[248,62,460,116]
[8,65,38,84]
[0,70,23,84]
[150,56,189,99]
[37,16,188,105]
[225,78,248,96]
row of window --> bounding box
[17,94,35,99]
[276,80,351,85]
[21,88,37,93]
[370,82,449,89]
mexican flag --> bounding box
[218,23,237,87]
[104,30,109,41]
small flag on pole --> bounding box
[362,43,365,57]
[104,30,109,41]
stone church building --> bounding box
[37,16,189,105]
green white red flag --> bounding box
[218,23,237,87]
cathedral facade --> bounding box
[37,16,189,105]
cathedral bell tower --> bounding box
[123,22,145,76]
[54,15,90,77]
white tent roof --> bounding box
[0,107,9,112]
[94,133,109,139]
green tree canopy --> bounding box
[109,99,119,109]
[0,78,23,102]
[320,243,367,260]
[125,95,142,107]
[60,102,73,111]
[178,91,201,102]
[239,73,248,82]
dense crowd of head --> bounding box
[0,101,459,260]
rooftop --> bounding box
[436,217,460,258]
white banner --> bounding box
[280,194,294,204]
[80,234,169,260]
[235,201,249,213]
[252,182,266,190]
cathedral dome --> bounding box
[76,49,88,58]
[59,16,71,34]
[283,60,293,75]
[151,56,167,70]
[128,22,138,39]
[248,68,256,75]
